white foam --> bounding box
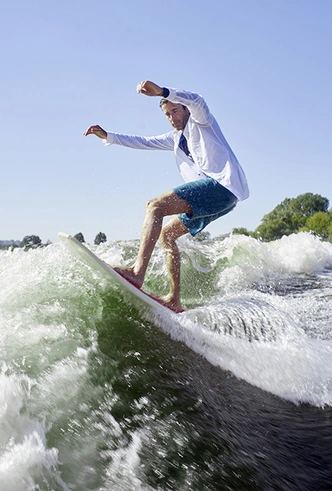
[0,369,69,491]
[152,266,332,407]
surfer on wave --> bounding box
[84,80,249,313]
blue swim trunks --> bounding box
[173,177,238,236]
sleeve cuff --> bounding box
[102,132,114,146]
[161,87,170,98]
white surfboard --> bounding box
[58,232,184,314]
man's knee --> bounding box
[159,220,188,249]
[145,192,174,218]
[145,196,162,215]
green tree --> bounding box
[20,235,42,249]
[304,211,332,241]
[74,232,85,243]
[94,232,107,245]
[232,227,251,237]
[290,193,329,216]
[255,217,294,242]
[255,193,329,241]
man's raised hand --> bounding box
[136,80,163,97]
[83,125,107,139]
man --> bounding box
[84,80,249,312]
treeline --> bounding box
[233,192,332,242]
[0,232,108,250]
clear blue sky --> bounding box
[1,0,332,243]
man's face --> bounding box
[161,102,190,131]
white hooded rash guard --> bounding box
[103,87,249,202]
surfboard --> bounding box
[58,232,184,314]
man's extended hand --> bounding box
[136,80,163,97]
[83,125,107,139]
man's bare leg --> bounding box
[113,190,191,290]
[153,217,189,311]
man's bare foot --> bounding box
[112,266,144,289]
[149,292,184,313]
[110,266,184,313]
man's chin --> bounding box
[172,123,183,131]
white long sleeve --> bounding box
[103,131,174,151]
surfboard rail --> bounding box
[58,232,184,314]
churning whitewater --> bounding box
[1,232,332,490]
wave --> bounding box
[1,232,332,489]
[1,232,332,408]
